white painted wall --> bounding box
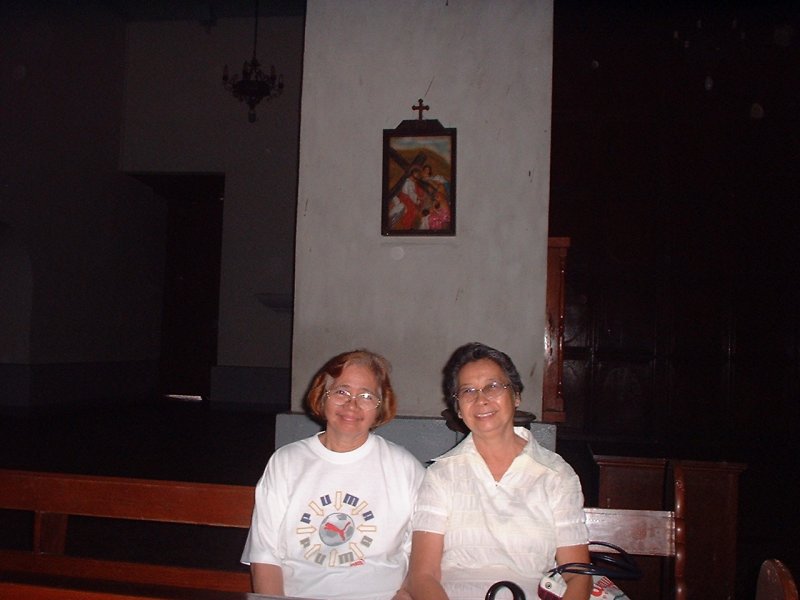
[294,0,554,417]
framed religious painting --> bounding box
[382,113,456,236]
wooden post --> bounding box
[34,512,68,554]
[542,237,570,423]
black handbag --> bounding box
[485,541,642,600]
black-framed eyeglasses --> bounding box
[454,381,512,404]
[325,388,382,411]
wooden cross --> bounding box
[412,99,429,120]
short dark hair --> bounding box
[442,342,524,413]
[305,349,397,428]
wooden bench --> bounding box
[0,571,318,600]
[0,469,253,593]
[594,453,744,599]
[584,462,686,600]
[0,572,249,600]
[756,559,799,600]
[0,466,686,599]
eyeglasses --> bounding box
[454,381,512,404]
[325,388,382,411]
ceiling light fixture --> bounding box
[222,0,283,123]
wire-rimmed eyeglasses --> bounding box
[325,388,382,411]
[454,381,513,405]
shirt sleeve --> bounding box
[411,463,450,534]
[548,465,589,548]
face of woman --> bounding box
[323,363,381,443]
[456,358,519,436]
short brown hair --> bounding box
[305,349,397,429]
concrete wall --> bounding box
[293,0,554,418]
[1,1,553,416]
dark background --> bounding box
[549,2,799,597]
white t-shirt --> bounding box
[242,432,426,600]
[412,427,589,600]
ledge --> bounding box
[275,412,556,464]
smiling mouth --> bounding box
[337,412,361,421]
[475,409,497,418]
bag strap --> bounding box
[549,541,642,580]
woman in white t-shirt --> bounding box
[241,349,425,600]
[406,342,592,600]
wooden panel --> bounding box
[594,455,667,509]
[678,460,746,600]
[591,360,657,438]
[542,237,570,423]
[595,456,742,600]
[0,551,251,593]
[0,470,253,528]
[584,507,675,556]
[0,470,255,595]
[0,581,169,600]
[34,512,68,554]
[0,573,317,600]
[588,458,687,600]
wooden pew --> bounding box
[756,559,799,600]
[0,572,317,600]
[0,575,242,600]
[584,462,686,600]
[594,454,745,599]
[0,469,253,593]
[0,467,687,599]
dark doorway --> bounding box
[131,172,224,401]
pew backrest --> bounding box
[0,466,688,598]
[584,463,686,600]
[756,559,799,600]
[0,469,254,592]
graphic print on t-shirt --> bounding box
[296,490,377,568]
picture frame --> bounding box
[382,119,456,236]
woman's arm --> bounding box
[406,531,449,600]
[250,562,284,596]
[554,544,593,600]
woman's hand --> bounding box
[391,589,414,600]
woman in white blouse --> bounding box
[405,342,592,600]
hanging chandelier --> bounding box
[222,0,283,123]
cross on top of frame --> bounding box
[412,99,429,120]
